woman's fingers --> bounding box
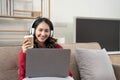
[24,41,31,46]
[23,39,29,44]
[22,40,32,53]
[24,44,32,48]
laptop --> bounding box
[26,48,71,78]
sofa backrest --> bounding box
[0,46,21,80]
[0,42,101,80]
[61,42,101,80]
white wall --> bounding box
[50,0,120,43]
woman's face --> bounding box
[35,21,51,43]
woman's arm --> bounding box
[18,38,32,80]
[18,51,26,80]
[56,44,63,48]
[69,70,73,77]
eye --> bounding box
[45,29,49,32]
[39,29,43,32]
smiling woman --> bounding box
[32,17,56,48]
[18,17,74,80]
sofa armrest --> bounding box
[112,64,120,80]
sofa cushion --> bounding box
[75,48,116,80]
[61,42,101,80]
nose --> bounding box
[41,31,45,36]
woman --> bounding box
[18,17,73,80]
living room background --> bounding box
[0,0,120,46]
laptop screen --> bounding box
[26,48,71,78]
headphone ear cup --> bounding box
[50,30,54,37]
[29,28,35,35]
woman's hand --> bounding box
[22,39,32,53]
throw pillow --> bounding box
[75,48,116,80]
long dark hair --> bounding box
[32,17,57,48]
